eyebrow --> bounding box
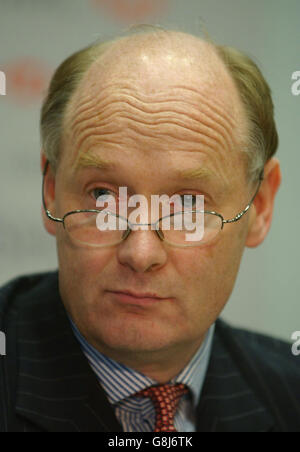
[175,166,229,196]
[74,150,227,190]
[176,166,215,181]
[74,152,117,171]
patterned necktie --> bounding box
[134,383,189,432]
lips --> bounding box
[107,290,171,306]
[113,290,164,299]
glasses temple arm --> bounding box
[223,168,264,224]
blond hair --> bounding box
[40,26,278,183]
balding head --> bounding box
[72,30,240,96]
[41,28,278,185]
[62,30,248,194]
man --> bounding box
[0,27,299,432]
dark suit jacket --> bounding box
[0,271,299,432]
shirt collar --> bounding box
[69,316,215,408]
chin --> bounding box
[90,320,177,354]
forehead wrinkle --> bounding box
[171,85,239,143]
[69,94,98,135]
[86,82,237,134]
[68,88,237,160]
[73,116,228,161]
[72,80,237,126]
[99,91,234,150]
[67,100,121,158]
[119,117,228,154]
[75,110,229,155]
[71,77,234,118]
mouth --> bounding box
[107,291,173,306]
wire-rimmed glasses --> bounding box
[42,160,264,248]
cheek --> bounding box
[210,224,247,300]
[173,227,246,312]
[56,229,115,296]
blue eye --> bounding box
[179,194,198,207]
[92,188,114,201]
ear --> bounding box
[245,157,282,248]
[40,151,57,237]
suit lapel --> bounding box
[196,320,275,432]
[15,272,123,432]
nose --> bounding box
[116,225,168,273]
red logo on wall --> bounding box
[91,0,169,22]
[4,58,52,106]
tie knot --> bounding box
[134,383,188,432]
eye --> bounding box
[177,194,204,209]
[89,189,205,209]
[180,194,195,206]
[91,187,116,201]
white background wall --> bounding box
[0,0,299,341]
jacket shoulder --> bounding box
[218,319,299,377]
[216,319,300,431]
[0,271,59,326]
[0,271,59,432]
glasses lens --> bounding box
[159,211,222,246]
[64,211,129,247]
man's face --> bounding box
[46,35,255,360]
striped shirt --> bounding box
[69,318,215,432]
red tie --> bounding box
[134,383,188,432]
